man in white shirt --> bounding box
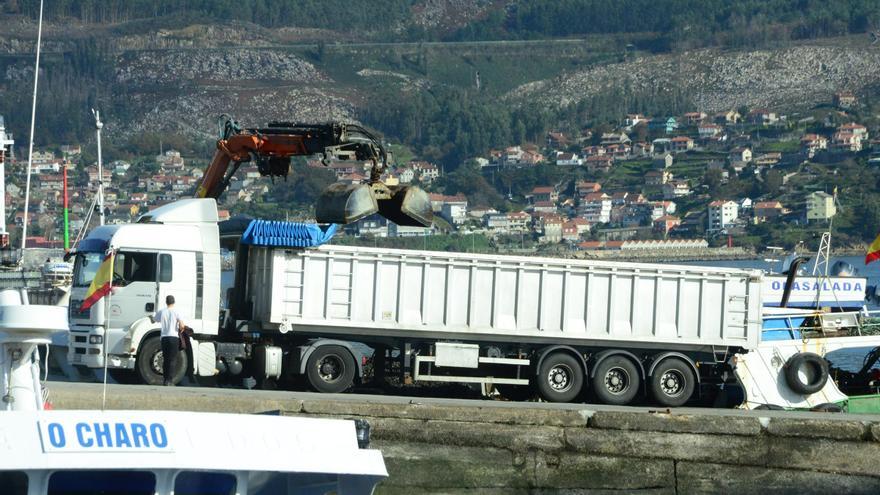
[154,295,184,386]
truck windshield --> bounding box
[72,252,104,287]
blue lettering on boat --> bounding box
[47,423,65,448]
[61,422,168,449]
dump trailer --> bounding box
[68,199,763,406]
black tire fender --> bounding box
[783,352,829,395]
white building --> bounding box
[579,193,612,224]
[397,168,415,184]
[708,200,739,231]
[555,152,583,166]
[441,198,468,225]
[485,213,510,230]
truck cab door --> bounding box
[105,251,159,353]
[156,251,196,331]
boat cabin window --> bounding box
[0,470,28,495]
[174,471,237,495]
[48,470,155,494]
[113,252,157,287]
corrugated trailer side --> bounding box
[247,244,762,352]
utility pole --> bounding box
[92,109,105,226]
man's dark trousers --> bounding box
[161,336,179,386]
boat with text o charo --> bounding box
[0,289,387,494]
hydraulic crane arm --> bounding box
[196,120,384,200]
[195,117,431,227]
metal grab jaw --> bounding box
[315,182,433,227]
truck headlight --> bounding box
[88,335,103,345]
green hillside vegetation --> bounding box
[13,0,880,47]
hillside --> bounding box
[0,1,879,167]
[506,40,880,114]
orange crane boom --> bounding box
[195,118,431,226]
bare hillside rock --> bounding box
[407,0,498,32]
[116,49,327,84]
[114,87,357,140]
[507,44,880,111]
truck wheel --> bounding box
[649,358,695,407]
[537,353,584,403]
[592,355,640,406]
[136,336,188,386]
[306,345,356,394]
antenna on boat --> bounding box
[20,0,44,254]
[91,109,105,226]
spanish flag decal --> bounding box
[80,251,115,312]
[867,234,880,265]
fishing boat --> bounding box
[760,233,868,311]
[736,306,880,413]
[0,289,388,494]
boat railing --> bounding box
[763,308,880,339]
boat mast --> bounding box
[20,0,44,252]
[92,109,105,227]
[0,117,13,248]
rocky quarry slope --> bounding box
[506,42,880,112]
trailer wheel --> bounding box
[306,345,356,394]
[649,358,695,407]
[135,336,188,386]
[536,353,583,402]
[592,355,640,406]
[783,352,829,395]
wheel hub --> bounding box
[660,370,684,396]
[151,351,163,374]
[604,367,629,395]
[547,364,573,392]
[318,355,343,382]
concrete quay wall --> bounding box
[51,385,880,494]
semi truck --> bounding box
[67,199,764,406]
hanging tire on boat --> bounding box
[537,352,584,403]
[592,355,640,406]
[783,352,829,395]
[649,357,696,407]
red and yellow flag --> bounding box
[80,251,115,312]
[867,234,880,265]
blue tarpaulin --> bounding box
[240,220,338,248]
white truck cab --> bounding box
[68,199,221,384]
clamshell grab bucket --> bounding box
[315,183,433,227]
[377,185,433,227]
[315,183,378,225]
